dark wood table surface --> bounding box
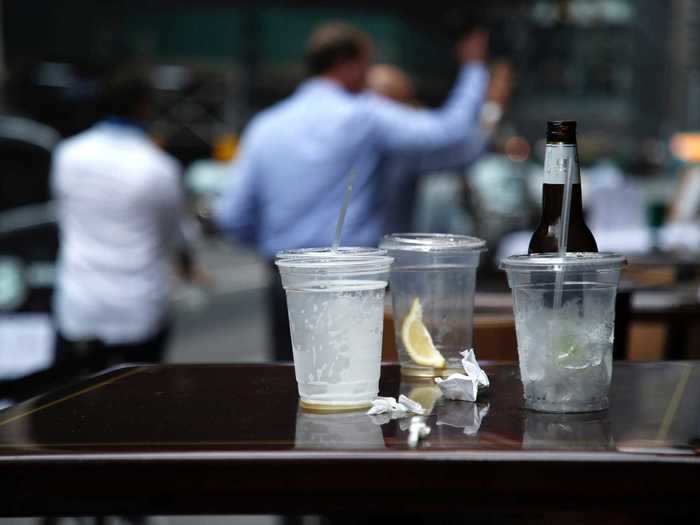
[0,362,698,518]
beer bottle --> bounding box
[528,120,598,254]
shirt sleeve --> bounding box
[410,127,490,174]
[212,136,259,245]
[367,64,489,154]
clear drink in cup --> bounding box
[380,234,486,377]
[500,253,626,413]
[276,248,393,411]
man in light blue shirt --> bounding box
[214,22,489,360]
[215,22,489,254]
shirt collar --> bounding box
[298,77,350,96]
[101,116,147,133]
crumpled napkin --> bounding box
[397,394,426,415]
[366,396,401,416]
[366,394,425,417]
[434,349,489,401]
[461,349,489,388]
[434,373,477,401]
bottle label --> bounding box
[543,144,580,184]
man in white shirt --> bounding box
[52,65,193,371]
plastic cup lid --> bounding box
[380,233,486,253]
[499,252,627,271]
[275,247,392,270]
[275,247,387,258]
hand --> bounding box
[487,61,513,107]
[457,29,489,64]
[175,262,214,287]
[174,250,213,287]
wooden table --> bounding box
[0,362,698,519]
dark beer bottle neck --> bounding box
[540,183,586,223]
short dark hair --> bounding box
[100,63,154,120]
[305,22,371,76]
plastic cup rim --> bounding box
[276,246,387,259]
[499,252,627,271]
[276,256,393,271]
[380,233,487,253]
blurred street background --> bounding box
[3,0,698,367]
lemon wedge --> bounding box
[401,297,446,368]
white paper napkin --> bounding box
[434,373,478,401]
[398,394,426,415]
[434,348,489,401]
[461,349,490,388]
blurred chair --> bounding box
[0,117,59,400]
[0,114,59,311]
[0,114,59,314]
[0,216,59,313]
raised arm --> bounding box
[410,126,490,173]
[368,31,489,154]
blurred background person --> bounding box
[51,64,199,376]
[367,57,513,236]
[214,22,490,361]
[366,63,425,235]
[466,130,539,250]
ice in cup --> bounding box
[500,253,626,413]
[380,234,486,377]
[275,248,393,411]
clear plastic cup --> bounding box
[500,252,626,413]
[380,233,486,377]
[275,248,393,411]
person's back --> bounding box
[238,79,386,251]
[53,122,181,343]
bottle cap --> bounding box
[546,121,577,144]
